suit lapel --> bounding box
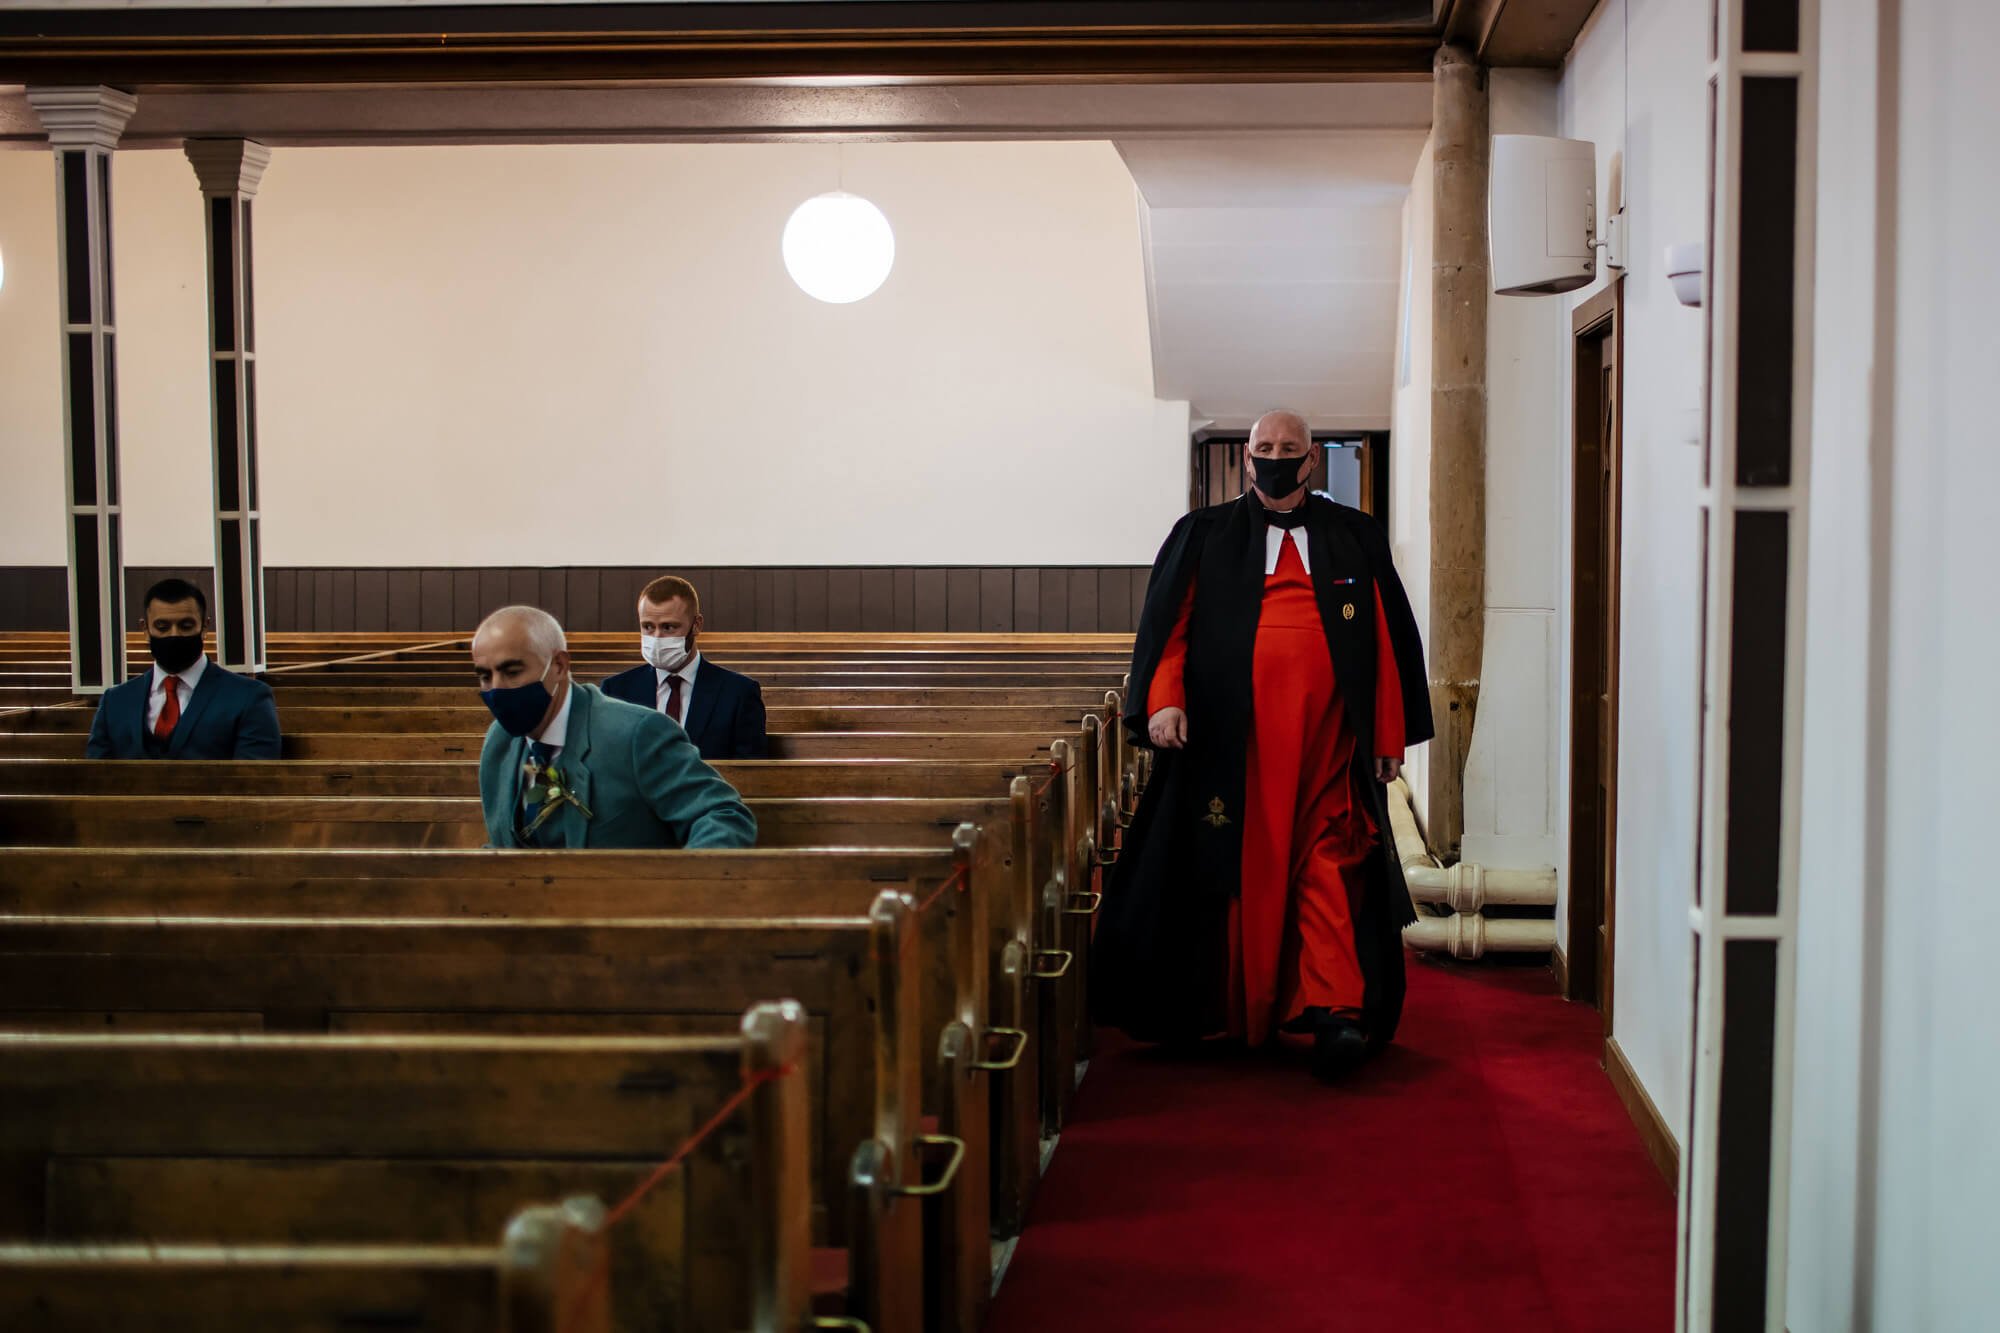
[125,672,153,751]
[503,731,531,847]
[553,684,596,848]
[681,659,721,750]
[166,666,222,757]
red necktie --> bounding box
[154,677,181,738]
[666,674,684,724]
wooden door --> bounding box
[1568,283,1622,1025]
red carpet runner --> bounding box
[986,957,1675,1333]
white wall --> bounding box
[1462,69,1565,877]
[1555,0,1708,1147]
[0,139,1188,568]
[1389,134,1435,824]
[1788,2,2000,1327]
[1786,0,1882,1323]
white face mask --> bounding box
[641,634,692,673]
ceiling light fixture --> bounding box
[781,191,895,305]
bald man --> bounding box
[1093,410,1433,1081]
[471,606,755,850]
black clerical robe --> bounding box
[1091,493,1434,1048]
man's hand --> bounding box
[1374,757,1402,785]
[1149,707,1189,750]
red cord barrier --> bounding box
[566,1059,800,1324]
[911,862,968,918]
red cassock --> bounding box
[1143,533,1406,1045]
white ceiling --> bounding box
[1117,130,1428,432]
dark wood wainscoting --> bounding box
[0,566,1153,634]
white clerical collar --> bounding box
[534,678,576,750]
[1264,525,1312,575]
[153,653,208,694]
[654,651,702,687]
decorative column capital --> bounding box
[25,85,138,150]
[185,138,272,198]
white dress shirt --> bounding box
[531,679,576,756]
[1264,525,1312,576]
[655,651,702,725]
[146,654,209,730]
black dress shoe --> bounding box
[1310,1012,1369,1083]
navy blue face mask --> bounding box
[481,660,557,738]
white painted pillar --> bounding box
[1683,2,1819,1329]
[26,86,136,695]
[185,139,272,673]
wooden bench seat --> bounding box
[271,684,1118,709]
[0,756,1056,799]
[0,1005,822,1333]
[0,852,991,1330]
[3,703,1096,735]
[0,1195,612,1333]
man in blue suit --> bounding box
[600,575,769,760]
[85,577,282,760]
[473,605,756,850]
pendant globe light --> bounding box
[782,190,895,304]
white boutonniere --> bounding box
[522,755,593,839]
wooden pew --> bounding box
[0,781,1065,1236]
[0,755,1076,1229]
[0,854,982,1332]
[1,703,1093,734]
[0,1004,826,1333]
[0,1195,612,1333]
[0,736,1107,1120]
[0,755,1048,799]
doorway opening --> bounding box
[1190,430,1391,516]
[1568,282,1623,1026]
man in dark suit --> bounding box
[600,575,768,760]
[84,577,283,760]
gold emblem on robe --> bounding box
[1204,797,1231,828]
[1342,602,1357,621]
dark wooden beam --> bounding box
[0,2,1446,85]
[1445,0,1601,67]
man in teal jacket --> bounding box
[471,606,756,850]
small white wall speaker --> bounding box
[1489,134,1599,296]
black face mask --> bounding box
[1250,454,1311,501]
[148,633,204,675]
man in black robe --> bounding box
[1093,410,1433,1079]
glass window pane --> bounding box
[1725,511,1788,915]
[103,333,119,506]
[1712,940,1778,1325]
[66,332,96,503]
[1735,77,1799,488]
[73,513,102,686]
[98,153,114,326]
[62,152,90,326]
[1742,0,1800,52]
[220,517,245,664]
[209,195,235,352]
[242,201,255,353]
[215,359,240,512]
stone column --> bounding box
[27,86,136,695]
[1427,44,1489,862]
[185,140,272,673]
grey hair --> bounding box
[475,605,567,665]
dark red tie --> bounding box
[666,674,684,724]
[154,677,181,739]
